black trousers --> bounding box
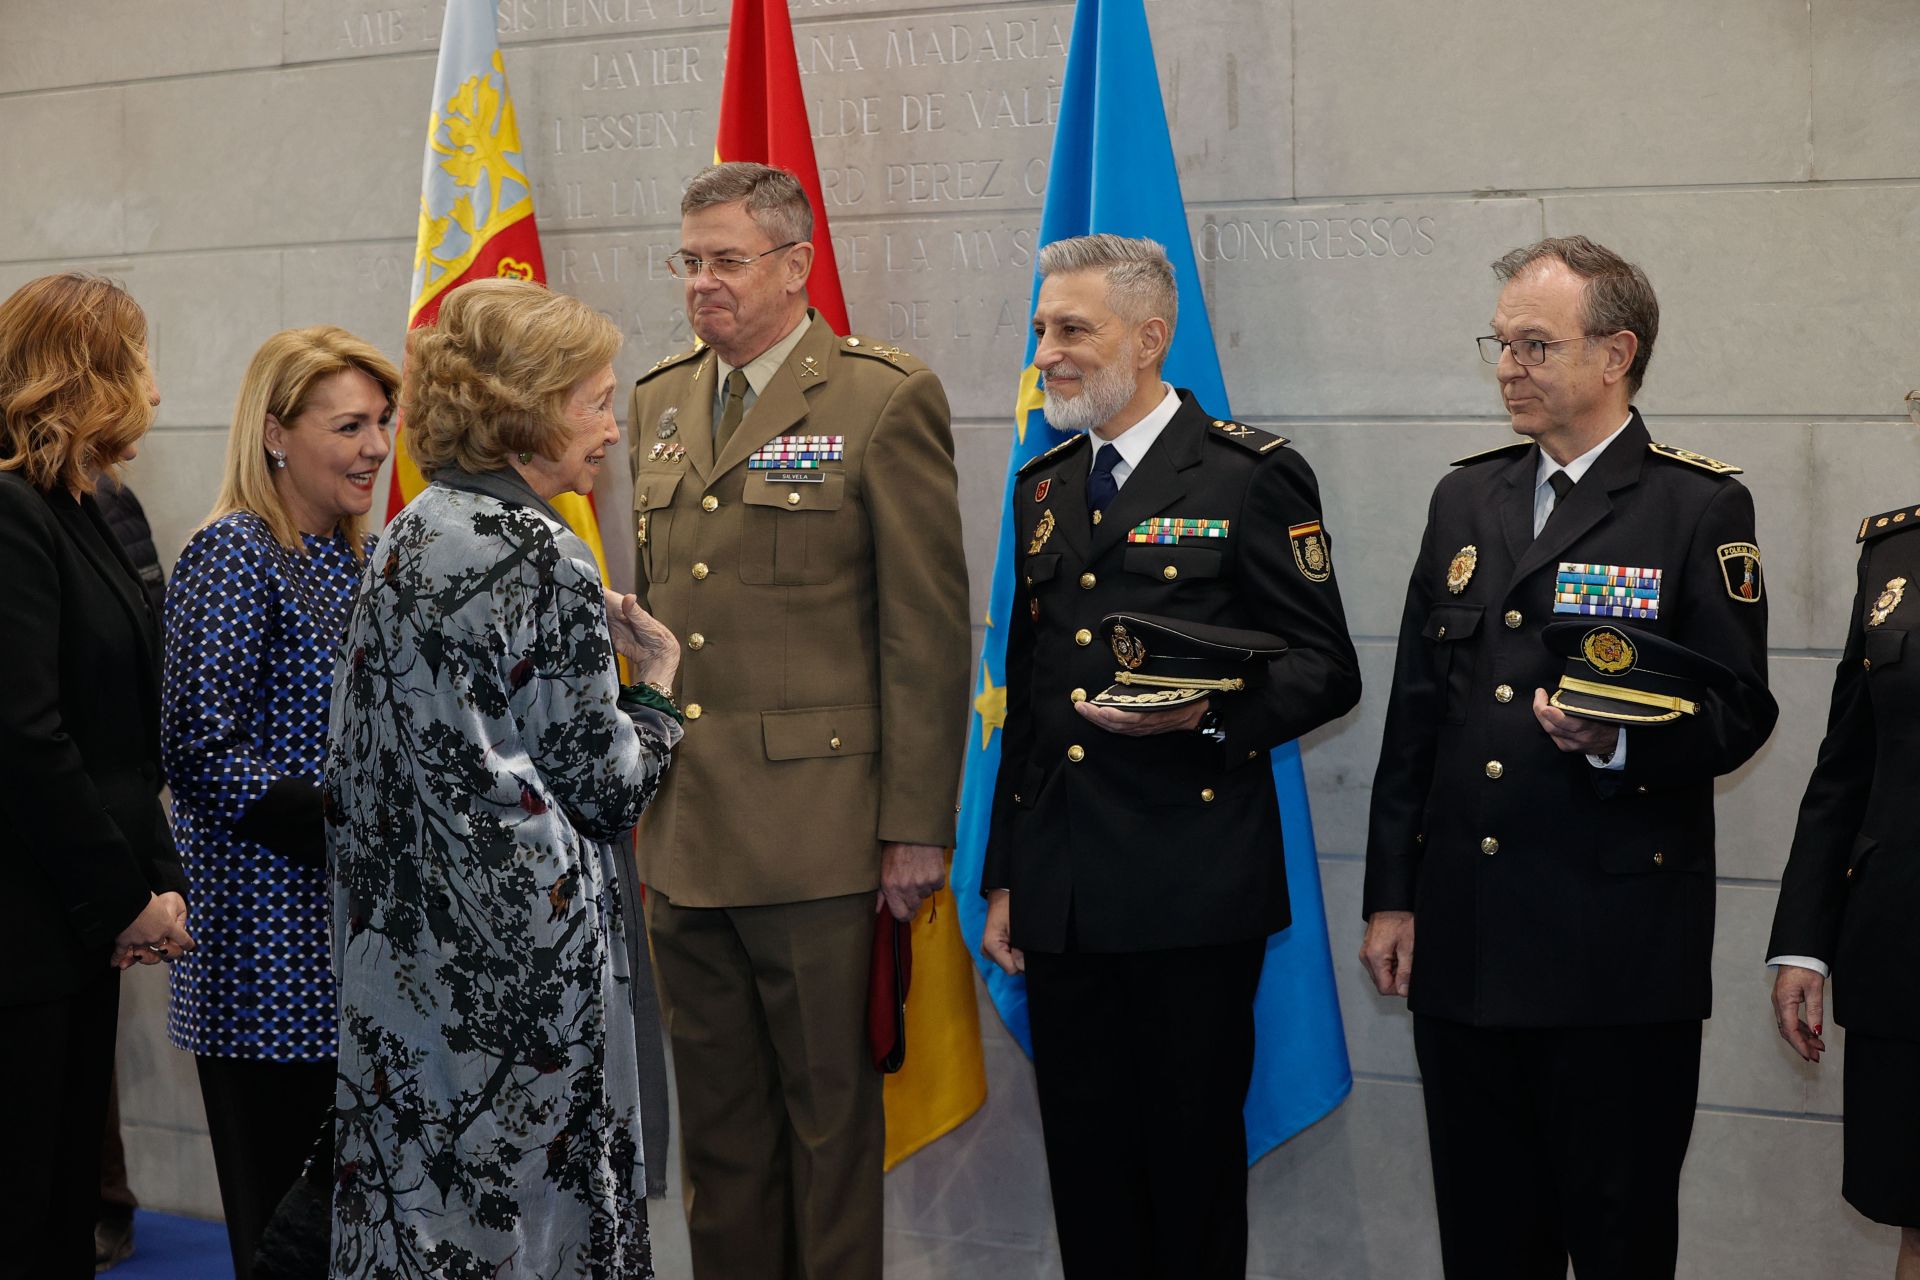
[196,1054,335,1280]
[0,969,120,1280]
[1413,1014,1703,1280]
[1025,939,1266,1280]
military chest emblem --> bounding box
[747,435,844,470]
[1029,508,1057,555]
[1034,478,1052,502]
[1554,562,1661,619]
[1581,626,1637,675]
[648,441,687,464]
[1128,517,1230,544]
[634,512,649,549]
[1717,542,1763,603]
[1446,545,1478,595]
[656,406,679,439]
[1869,577,1907,628]
[1288,521,1332,583]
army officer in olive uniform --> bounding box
[1360,236,1777,1279]
[1770,440,1920,1272]
[980,234,1361,1280]
[628,162,969,1280]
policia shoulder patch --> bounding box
[1716,542,1763,603]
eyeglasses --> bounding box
[1476,334,1605,366]
[664,242,799,280]
[1906,390,1920,425]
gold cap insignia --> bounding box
[1581,626,1636,675]
[1110,624,1147,671]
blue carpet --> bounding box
[102,1210,233,1280]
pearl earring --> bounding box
[269,450,287,469]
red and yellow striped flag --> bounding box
[716,0,987,1170]
[387,0,610,577]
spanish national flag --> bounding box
[716,0,988,1170]
[386,0,611,579]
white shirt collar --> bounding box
[1537,413,1633,489]
[1088,384,1180,472]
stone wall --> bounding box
[5,1,1919,1274]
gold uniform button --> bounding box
[1247,750,1258,761]
[1485,761,1504,779]
[1436,626,1447,638]
[829,736,842,751]
[701,495,719,512]
[1070,688,1087,703]
[1162,565,1179,580]
[1653,851,1666,867]
[1495,684,1514,703]
[691,562,710,580]
[687,633,706,651]
[1067,745,1086,763]
[1846,867,1855,881]
[1200,788,1216,803]
[1079,572,1097,589]
[1504,610,1523,629]
[1480,837,1499,855]
[1863,657,1873,671]
[1075,629,1093,646]
[685,703,703,720]
[786,491,801,506]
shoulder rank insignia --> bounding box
[636,344,705,385]
[1647,441,1743,475]
[1450,441,1532,467]
[1017,432,1087,476]
[842,336,926,374]
[1858,504,1920,542]
[1869,577,1907,628]
[1717,542,1763,603]
[1210,418,1290,455]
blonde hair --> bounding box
[205,326,400,558]
[0,273,152,496]
[402,279,620,477]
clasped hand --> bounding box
[112,891,195,969]
[604,590,681,689]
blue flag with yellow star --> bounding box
[951,0,1352,1161]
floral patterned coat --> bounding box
[324,468,679,1280]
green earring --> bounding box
[518,450,533,464]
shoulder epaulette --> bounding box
[1208,418,1290,455]
[839,336,927,375]
[1450,441,1532,467]
[1647,441,1742,475]
[1858,504,1920,542]
[1016,432,1088,476]
[634,344,706,385]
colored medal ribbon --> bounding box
[747,434,845,469]
[1126,517,1231,544]
[1553,561,1662,619]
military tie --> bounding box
[1536,468,1574,537]
[715,369,749,450]
[1087,443,1121,522]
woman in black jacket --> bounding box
[0,272,195,1278]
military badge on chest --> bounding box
[1289,521,1331,582]
[1446,545,1477,594]
[1869,577,1907,628]
[1029,508,1056,555]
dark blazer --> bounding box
[0,470,184,1004]
[1768,510,1920,1038]
[1363,411,1776,1027]
[984,391,1361,954]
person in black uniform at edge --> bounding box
[1358,236,1778,1280]
[1769,389,1920,1280]
[979,233,1361,1280]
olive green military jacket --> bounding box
[628,313,970,907]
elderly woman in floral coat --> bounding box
[325,279,681,1280]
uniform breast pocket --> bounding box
[1865,627,1907,676]
[1025,552,1061,591]
[1423,603,1483,724]
[1122,545,1223,584]
[633,470,684,584]
[739,473,850,585]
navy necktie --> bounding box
[1547,469,1575,505]
[1087,443,1121,517]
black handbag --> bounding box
[250,1112,332,1280]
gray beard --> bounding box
[1041,355,1139,435]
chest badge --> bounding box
[1446,545,1478,595]
[634,512,649,549]
[1868,577,1907,628]
[1034,477,1052,503]
[799,355,822,379]
[1029,508,1057,555]
[656,406,679,439]
[1289,521,1332,583]
[648,441,687,464]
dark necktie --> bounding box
[1547,469,1575,506]
[715,369,748,449]
[1087,443,1121,519]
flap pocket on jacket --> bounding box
[761,703,880,761]
[633,470,684,511]
[1866,628,1907,670]
[1025,552,1061,585]
[1423,604,1483,642]
[742,472,846,512]
[1123,545,1223,580]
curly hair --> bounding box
[205,326,400,559]
[403,279,621,478]
[0,273,152,496]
